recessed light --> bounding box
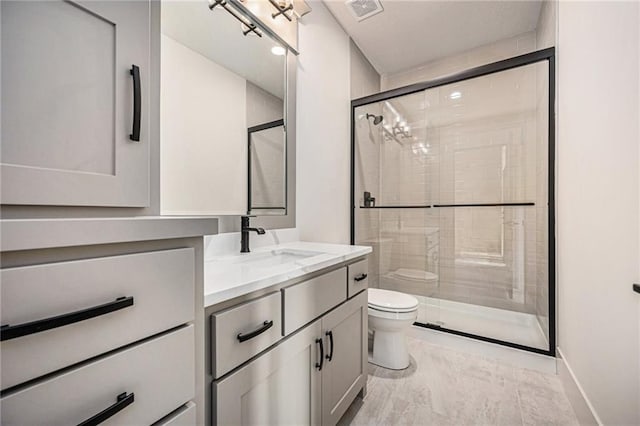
[450,91,462,100]
[271,46,286,56]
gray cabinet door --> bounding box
[1,0,150,207]
[321,291,368,426]
[214,320,322,426]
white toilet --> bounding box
[368,288,419,370]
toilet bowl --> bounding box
[368,288,419,370]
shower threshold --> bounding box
[414,296,549,352]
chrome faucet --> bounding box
[241,216,265,253]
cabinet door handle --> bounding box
[77,392,134,426]
[0,296,134,342]
[315,338,324,371]
[129,65,141,141]
[237,320,273,342]
[354,273,368,282]
[325,330,334,361]
[634,283,640,294]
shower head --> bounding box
[366,113,383,125]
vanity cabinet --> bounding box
[0,218,217,425]
[210,260,369,426]
[215,320,322,425]
[321,292,368,426]
[0,0,150,207]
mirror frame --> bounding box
[250,51,296,230]
[194,2,297,232]
[248,119,286,215]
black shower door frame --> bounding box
[350,47,556,357]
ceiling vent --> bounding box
[345,0,383,22]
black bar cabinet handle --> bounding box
[634,284,640,294]
[354,273,368,282]
[237,320,273,342]
[77,392,134,426]
[325,331,334,361]
[129,65,141,141]
[315,338,324,371]
[0,296,134,342]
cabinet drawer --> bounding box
[347,259,369,298]
[211,292,282,379]
[283,268,346,335]
[1,325,194,426]
[1,248,195,390]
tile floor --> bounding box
[339,337,579,426]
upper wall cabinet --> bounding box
[1,0,150,207]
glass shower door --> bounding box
[352,54,552,353]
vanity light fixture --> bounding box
[271,45,286,56]
[269,0,294,21]
[209,0,262,37]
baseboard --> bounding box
[556,347,602,426]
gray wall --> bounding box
[246,81,284,126]
[350,39,380,100]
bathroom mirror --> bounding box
[248,120,286,215]
[160,0,289,218]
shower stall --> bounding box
[351,49,555,355]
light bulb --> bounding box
[271,46,286,56]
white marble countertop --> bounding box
[204,241,371,307]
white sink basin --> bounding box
[232,248,322,268]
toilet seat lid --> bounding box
[368,288,419,312]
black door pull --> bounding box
[129,65,141,141]
[354,273,368,282]
[315,338,324,371]
[1,297,134,342]
[237,320,273,342]
[325,330,334,361]
[634,283,640,294]
[77,392,134,426]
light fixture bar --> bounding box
[268,0,294,21]
[209,0,263,37]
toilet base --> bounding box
[369,329,410,370]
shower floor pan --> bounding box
[415,296,549,351]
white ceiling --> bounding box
[162,1,285,99]
[323,0,542,75]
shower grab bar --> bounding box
[359,202,535,209]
